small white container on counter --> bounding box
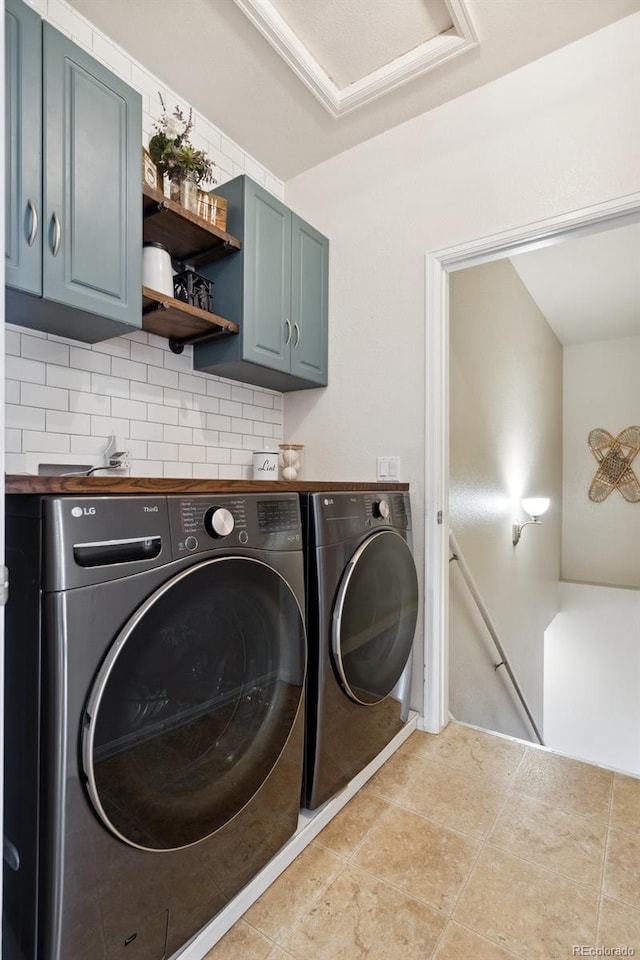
[252,449,278,480]
[279,444,304,481]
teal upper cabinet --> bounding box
[5,0,142,342]
[5,0,41,297]
[194,176,328,392]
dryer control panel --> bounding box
[167,493,302,555]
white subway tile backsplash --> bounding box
[163,425,193,445]
[111,397,148,420]
[8,1,285,481]
[5,330,21,356]
[21,383,69,411]
[6,355,47,384]
[111,357,147,383]
[6,403,46,430]
[219,400,243,417]
[90,415,130,438]
[219,464,249,480]
[205,380,232,400]
[6,429,22,453]
[194,395,220,415]
[253,392,275,409]
[148,366,179,389]
[244,157,267,185]
[69,391,110,416]
[23,431,71,454]
[130,342,165,368]
[47,364,91,392]
[91,374,130,399]
[206,447,232,464]
[46,411,91,435]
[163,350,193,374]
[147,403,179,426]
[164,462,192,478]
[231,417,255,434]
[192,429,220,447]
[147,441,178,461]
[263,408,284,425]
[207,413,232,432]
[69,346,111,375]
[131,420,164,442]
[70,435,106,456]
[231,385,254,404]
[93,337,131,359]
[193,463,219,479]
[48,0,93,47]
[130,382,164,405]
[163,388,194,409]
[178,408,207,429]
[178,444,206,463]
[91,33,132,81]
[5,381,20,405]
[178,373,208,395]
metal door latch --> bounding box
[0,566,9,606]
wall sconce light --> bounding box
[512,497,550,545]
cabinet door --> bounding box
[244,180,291,374]
[290,214,328,386]
[5,0,42,296]
[42,24,141,330]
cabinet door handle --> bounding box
[284,318,292,345]
[293,322,301,348]
[51,212,61,257]
[26,200,39,247]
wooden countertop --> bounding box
[5,475,409,495]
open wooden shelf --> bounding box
[142,183,241,267]
[142,286,238,345]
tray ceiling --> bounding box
[233,0,477,116]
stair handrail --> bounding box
[449,531,544,746]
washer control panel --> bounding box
[167,493,302,555]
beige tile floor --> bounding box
[204,723,640,960]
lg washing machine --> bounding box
[3,493,306,960]
[300,490,419,810]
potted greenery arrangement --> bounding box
[148,94,215,212]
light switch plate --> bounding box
[377,456,400,481]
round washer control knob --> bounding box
[372,499,390,520]
[184,536,199,551]
[204,506,235,539]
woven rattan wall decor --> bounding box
[588,426,640,502]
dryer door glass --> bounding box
[332,529,418,705]
[83,557,305,851]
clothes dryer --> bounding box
[300,491,419,810]
[3,493,306,960]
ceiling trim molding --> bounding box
[232,0,479,118]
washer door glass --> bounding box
[83,557,306,852]
[332,529,419,705]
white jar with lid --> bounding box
[252,448,278,480]
[142,242,173,297]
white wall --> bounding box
[6,0,286,479]
[563,336,640,588]
[544,582,640,776]
[448,259,563,735]
[284,13,640,714]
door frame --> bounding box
[421,191,640,734]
